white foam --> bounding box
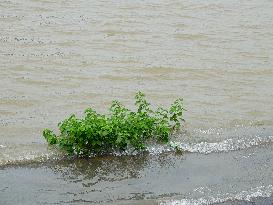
[146,135,273,155]
[1,135,273,165]
[177,135,273,154]
[160,185,273,205]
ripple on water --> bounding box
[1,128,273,167]
[160,185,273,205]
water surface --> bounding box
[1,0,273,204]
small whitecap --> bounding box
[160,185,273,205]
[145,135,273,155]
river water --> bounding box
[1,0,273,204]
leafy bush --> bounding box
[43,92,185,156]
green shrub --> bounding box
[43,92,185,156]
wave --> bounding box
[147,134,273,155]
[0,144,6,148]
[173,135,273,154]
[159,185,273,205]
[1,133,273,166]
[0,144,60,167]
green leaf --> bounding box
[42,92,185,156]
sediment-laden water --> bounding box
[1,0,273,204]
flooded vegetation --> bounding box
[43,92,184,156]
[1,0,273,204]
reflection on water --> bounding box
[1,145,273,204]
[50,154,152,184]
[0,153,183,203]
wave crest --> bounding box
[160,185,273,205]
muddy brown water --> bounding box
[1,0,273,204]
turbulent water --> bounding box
[1,0,273,204]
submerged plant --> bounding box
[43,92,185,156]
